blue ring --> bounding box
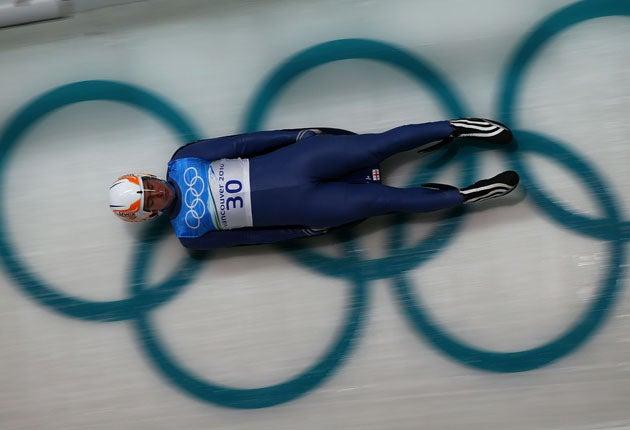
[394,134,624,371]
[0,80,202,321]
[243,38,477,279]
[133,272,369,409]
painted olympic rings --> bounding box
[0,0,628,408]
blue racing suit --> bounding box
[164,121,463,249]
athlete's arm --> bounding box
[170,129,310,161]
[178,226,327,250]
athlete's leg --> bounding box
[298,121,454,179]
[253,182,464,227]
[299,118,513,179]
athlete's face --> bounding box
[143,177,175,212]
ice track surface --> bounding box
[1,0,629,429]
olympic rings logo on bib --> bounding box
[183,166,207,229]
[0,0,627,410]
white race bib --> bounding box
[208,158,253,229]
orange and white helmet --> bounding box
[109,173,160,222]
